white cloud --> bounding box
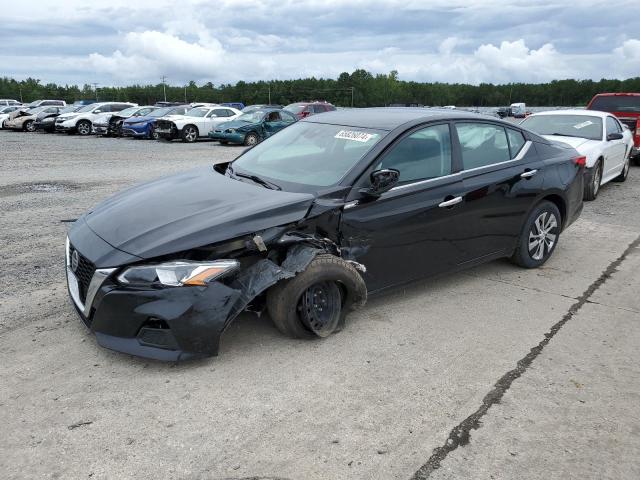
[88,31,225,81]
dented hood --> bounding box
[84,166,315,260]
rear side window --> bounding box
[506,129,526,158]
[456,123,510,170]
[377,124,452,183]
[606,116,621,134]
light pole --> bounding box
[161,76,167,102]
[91,83,99,101]
[351,87,354,108]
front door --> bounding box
[340,123,468,292]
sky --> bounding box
[2,0,640,87]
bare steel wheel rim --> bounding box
[297,281,341,337]
[185,127,197,142]
[77,121,91,135]
[528,211,558,261]
[593,163,602,194]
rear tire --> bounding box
[583,159,602,201]
[613,155,630,182]
[511,200,561,269]
[181,125,198,143]
[76,120,92,136]
[266,254,366,339]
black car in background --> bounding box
[65,108,584,361]
[34,105,80,132]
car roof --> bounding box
[300,107,502,131]
[527,109,611,118]
[592,92,640,97]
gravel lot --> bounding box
[1,130,639,480]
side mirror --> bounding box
[360,169,400,198]
[607,132,623,141]
[94,109,102,114]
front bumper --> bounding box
[66,237,242,361]
[55,120,76,132]
[122,123,149,137]
[209,130,246,144]
[94,124,108,135]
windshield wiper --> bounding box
[549,132,585,139]
[227,166,281,190]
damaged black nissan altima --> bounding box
[66,108,584,361]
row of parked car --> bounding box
[0,99,336,146]
[2,93,640,201]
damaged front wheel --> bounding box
[266,254,366,339]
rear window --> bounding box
[589,96,640,113]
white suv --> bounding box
[155,106,241,142]
[55,102,136,135]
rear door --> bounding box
[340,123,468,291]
[453,122,544,263]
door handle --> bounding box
[520,169,538,179]
[439,196,463,208]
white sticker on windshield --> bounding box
[335,130,377,142]
[573,121,594,129]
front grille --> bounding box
[156,120,174,130]
[69,245,96,303]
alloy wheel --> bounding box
[185,127,197,142]
[245,133,258,146]
[593,162,602,195]
[77,121,91,135]
[528,211,558,261]
[25,121,35,132]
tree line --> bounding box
[2,70,640,108]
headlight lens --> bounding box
[226,128,235,133]
[117,260,239,287]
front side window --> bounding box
[185,107,208,117]
[456,123,510,170]
[233,122,385,188]
[265,111,281,122]
[376,124,452,183]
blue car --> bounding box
[121,105,189,139]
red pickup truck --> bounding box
[587,93,640,163]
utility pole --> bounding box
[161,76,167,102]
[350,87,355,108]
[184,86,187,104]
[19,86,23,103]
[91,83,99,101]
[268,83,271,105]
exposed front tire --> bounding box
[24,120,35,132]
[583,159,602,201]
[244,132,260,147]
[613,155,630,182]
[149,125,159,140]
[181,125,198,143]
[76,120,92,136]
[266,254,367,339]
[511,200,561,269]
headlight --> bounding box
[62,114,78,121]
[117,260,239,287]
[226,128,236,133]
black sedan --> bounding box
[66,108,584,361]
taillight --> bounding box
[635,119,640,147]
[573,156,587,167]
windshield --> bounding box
[232,122,385,188]
[185,107,208,117]
[284,104,305,114]
[60,106,78,114]
[77,104,98,113]
[590,95,640,113]
[236,112,264,123]
[521,115,603,141]
[117,107,140,116]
